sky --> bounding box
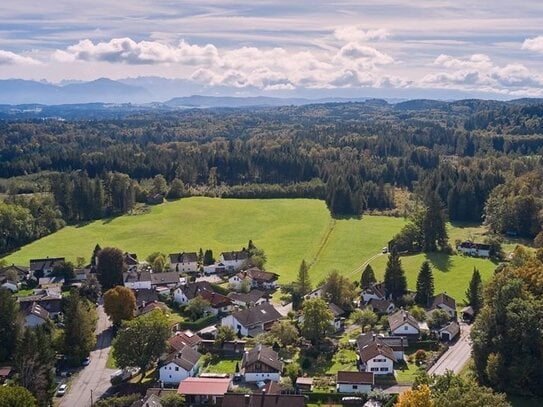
[0,0,542,99]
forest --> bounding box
[1,98,543,255]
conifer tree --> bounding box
[415,261,435,306]
[465,268,483,313]
[361,264,377,289]
[384,249,407,300]
[296,259,312,296]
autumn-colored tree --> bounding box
[103,286,136,325]
[396,384,434,407]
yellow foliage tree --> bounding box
[103,286,136,325]
[396,384,434,407]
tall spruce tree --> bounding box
[361,264,377,289]
[0,288,21,362]
[466,268,483,313]
[296,259,312,296]
[415,261,435,307]
[422,191,449,252]
[384,249,407,300]
[63,289,97,364]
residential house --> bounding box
[358,342,396,376]
[228,267,278,291]
[29,257,65,277]
[151,272,180,288]
[329,303,346,332]
[173,281,213,305]
[177,377,231,405]
[136,301,167,317]
[222,393,305,407]
[336,371,374,393]
[197,290,233,315]
[241,344,283,382]
[431,293,457,319]
[123,271,152,290]
[357,333,407,361]
[159,345,201,385]
[0,264,29,281]
[124,252,140,272]
[203,263,227,275]
[168,330,202,352]
[38,276,64,289]
[457,241,491,258]
[296,377,313,392]
[169,252,198,273]
[18,289,62,316]
[219,250,249,271]
[439,321,460,342]
[130,394,163,407]
[0,367,13,384]
[388,310,420,337]
[364,298,395,315]
[1,280,19,292]
[361,282,387,304]
[227,290,268,308]
[23,302,49,327]
[221,302,282,337]
[133,288,159,309]
[303,285,326,300]
[199,339,247,354]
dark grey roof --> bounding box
[130,394,163,407]
[227,290,267,305]
[24,302,49,321]
[431,293,456,310]
[150,272,180,286]
[237,268,278,283]
[362,282,386,300]
[133,288,159,308]
[221,250,249,261]
[440,321,460,337]
[357,333,408,352]
[162,345,201,371]
[366,298,394,313]
[230,302,282,328]
[123,271,152,283]
[29,257,65,272]
[241,344,283,372]
[124,253,139,266]
[0,264,29,279]
[181,281,213,300]
[328,303,345,317]
[169,252,198,264]
[222,394,305,407]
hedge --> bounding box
[179,314,217,331]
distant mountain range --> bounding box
[0,76,528,106]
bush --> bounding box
[94,394,140,407]
[179,314,217,331]
[415,349,427,364]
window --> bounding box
[352,385,358,389]
[380,367,389,371]
[404,325,408,330]
[370,368,379,372]
[175,367,179,371]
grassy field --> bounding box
[2,197,499,295]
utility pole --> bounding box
[90,389,94,406]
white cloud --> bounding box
[421,53,543,95]
[0,50,40,65]
[333,27,389,43]
[54,38,220,65]
[521,36,543,53]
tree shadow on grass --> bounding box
[425,252,453,272]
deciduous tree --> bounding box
[97,247,125,290]
[63,289,97,364]
[269,320,299,346]
[300,298,333,345]
[0,288,21,362]
[0,385,37,407]
[396,384,434,407]
[186,296,210,321]
[112,309,170,375]
[104,286,136,325]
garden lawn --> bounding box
[203,357,242,374]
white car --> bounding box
[56,384,68,397]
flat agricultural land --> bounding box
[3,197,498,297]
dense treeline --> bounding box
[0,100,542,239]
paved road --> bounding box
[60,305,116,407]
[428,323,472,375]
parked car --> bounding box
[382,246,388,253]
[82,357,91,366]
[56,384,68,397]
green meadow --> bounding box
[3,197,498,300]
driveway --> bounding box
[428,323,472,375]
[60,304,116,406]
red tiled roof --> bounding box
[177,377,231,396]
